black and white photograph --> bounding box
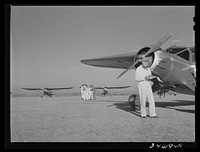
[7,5,195,148]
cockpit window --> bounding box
[176,50,190,61]
[166,47,186,54]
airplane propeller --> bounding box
[117,33,173,79]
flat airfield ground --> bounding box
[10,94,195,142]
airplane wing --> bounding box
[81,52,137,69]
[22,87,73,90]
[81,34,172,71]
[46,87,73,90]
[95,87,104,89]
[95,86,131,89]
[21,88,42,90]
[107,86,131,89]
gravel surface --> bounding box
[11,94,195,142]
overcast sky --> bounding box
[11,6,194,94]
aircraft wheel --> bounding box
[128,94,140,111]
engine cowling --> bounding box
[134,46,156,69]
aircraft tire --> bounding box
[128,94,140,111]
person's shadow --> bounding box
[107,101,141,117]
[108,99,195,117]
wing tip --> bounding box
[80,59,84,63]
[81,59,94,66]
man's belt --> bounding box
[137,80,147,82]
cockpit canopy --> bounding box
[165,46,195,62]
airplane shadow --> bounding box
[109,99,195,117]
[155,99,195,114]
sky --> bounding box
[11,6,194,94]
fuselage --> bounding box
[42,89,55,97]
[149,49,195,95]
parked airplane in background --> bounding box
[81,34,195,110]
[21,87,73,97]
[95,85,131,96]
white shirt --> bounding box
[135,65,151,82]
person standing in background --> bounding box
[80,84,84,100]
[89,85,94,100]
[85,84,89,100]
[92,85,96,100]
[82,84,87,101]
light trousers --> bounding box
[90,91,93,99]
[83,91,86,100]
[137,81,156,117]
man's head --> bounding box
[141,57,150,68]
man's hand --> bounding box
[145,76,150,80]
[145,75,156,80]
[146,75,163,83]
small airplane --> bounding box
[21,87,73,97]
[95,86,131,96]
[81,33,195,110]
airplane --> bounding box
[21,87,73,97]
[81,33,195,110]
[95,85,131,96]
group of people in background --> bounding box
[80,84,96,101]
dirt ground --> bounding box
[10,94,195,142]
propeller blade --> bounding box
[144,33,172,57]
[117,60,139,79]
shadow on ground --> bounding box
[156,99,195,114]
[109,99,195,117]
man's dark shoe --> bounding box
[150,116,159,118]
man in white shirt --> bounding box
[85,84,89,100]
[92,85,96,100]
[82,84,87,101]
[135,56,159,118]
[89,85,94,100]
[80,84,84,100]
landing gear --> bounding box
[128,94,140,111]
